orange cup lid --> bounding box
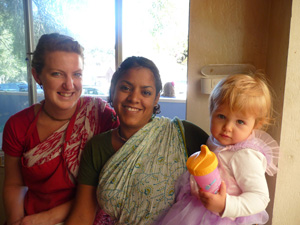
[186,145,218,176]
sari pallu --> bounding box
[97,117,188,225]
[21,97,107,215]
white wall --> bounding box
[272,0,300,224]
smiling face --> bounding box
[210,104,257,145]
[32,51,83,114]
[111,67,160,133]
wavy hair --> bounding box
[209,72,274,129]
[31,33,84,75]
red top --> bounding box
[2,96,119,215]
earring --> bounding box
[153,104,161,114]
[151,113,156,119]
[111,111,118,122]
[152,104,161,119]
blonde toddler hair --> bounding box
[209,72,274,130]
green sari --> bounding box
[97,117,188,224]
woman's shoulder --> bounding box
[86,129,114,155]
[2,104,37,156]
[81,96,106,107]
[81,96,116,115]
[5,104,36,128]
[82,130,115,166]
[80,96,119,131]
[79,130,114,186]
[89,129,113,143]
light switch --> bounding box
[200,64,256,95]
[201,77,227,94]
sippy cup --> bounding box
[186,145,221,194]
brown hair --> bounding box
[162,82,175,97]
[31,33,84,75]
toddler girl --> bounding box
[155,73,279,225]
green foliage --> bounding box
[0,0,26,83]
[32,0,72,43]
[0,0,74,83]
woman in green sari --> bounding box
[66,56,208,225]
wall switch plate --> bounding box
[200,64,256,94]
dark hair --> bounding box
[31,33,84,75]
[109,56,162,114]
[162,82,175,97]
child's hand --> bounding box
[199,181,226,215]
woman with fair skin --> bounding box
[2,33,119,225]
[65,56,208,224]
[156,73,279,225]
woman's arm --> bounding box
[3,154,27,225]
[20,200,73,225]
[65,184,98,225]
[4,154,74,225]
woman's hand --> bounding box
[20,213,52,225]
[199,181,227,215]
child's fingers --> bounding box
[199,190,214,201]
[198,189,207,197]
[219,181,227,196]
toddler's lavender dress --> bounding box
[154,130,279,225]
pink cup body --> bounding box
[193,167,221,194]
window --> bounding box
[0,0,189,146]
[0,0,28,147]
[32,0,115,95]
[123,0,189,99]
